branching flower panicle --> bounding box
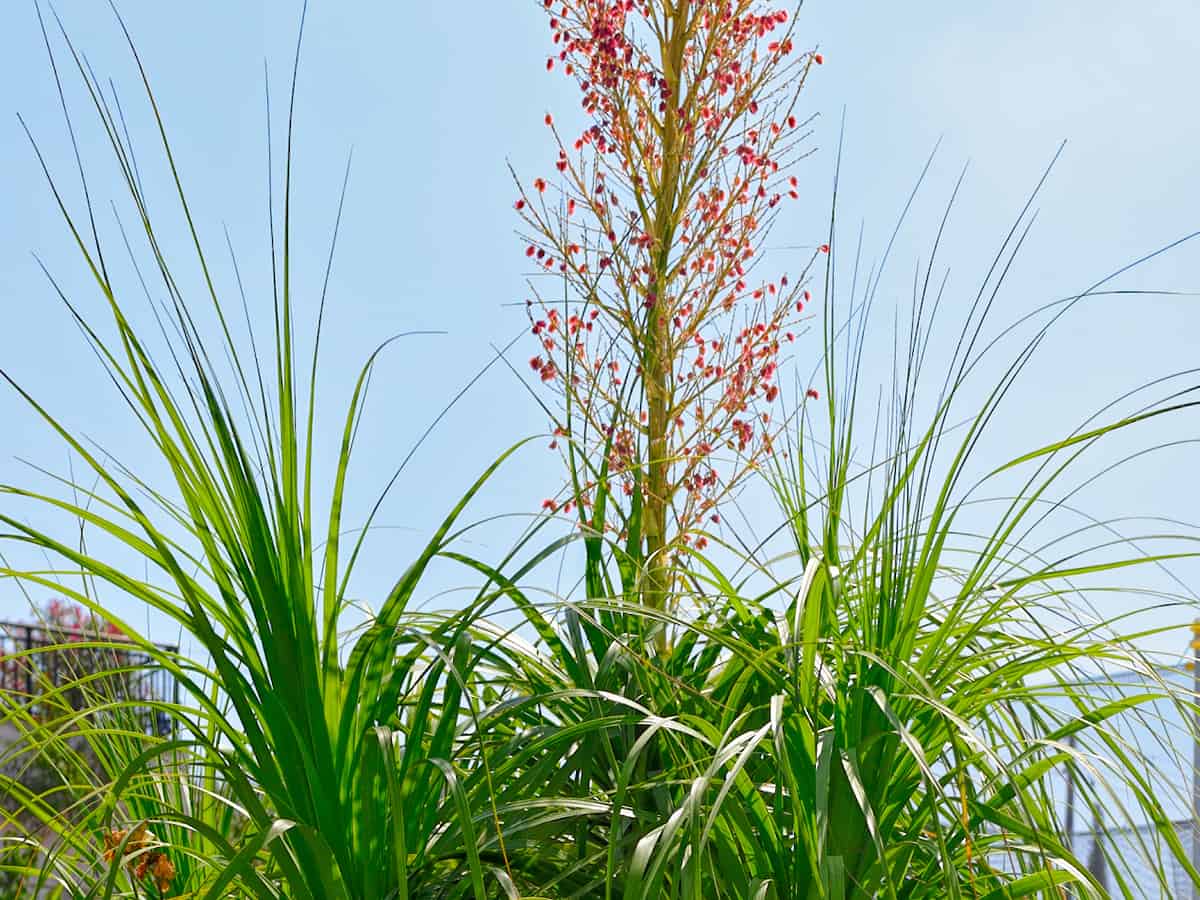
[517,0,823,579]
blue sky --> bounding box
[1,1,1199,661]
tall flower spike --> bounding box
[517,0,821,605]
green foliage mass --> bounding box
[2,9,1199,899]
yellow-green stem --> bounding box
[642,5,689,612]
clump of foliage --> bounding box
[1,3,1198,899]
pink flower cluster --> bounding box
[518,1,824,543]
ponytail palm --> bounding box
[1,7,1198,900]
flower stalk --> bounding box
[518,0,824,607]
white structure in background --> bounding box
[1054,642,1199,899]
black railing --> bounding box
[0,621,178,736]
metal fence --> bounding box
[0,620,177,736]
[1054,657,1200,898]
[1069,819,1194,899]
